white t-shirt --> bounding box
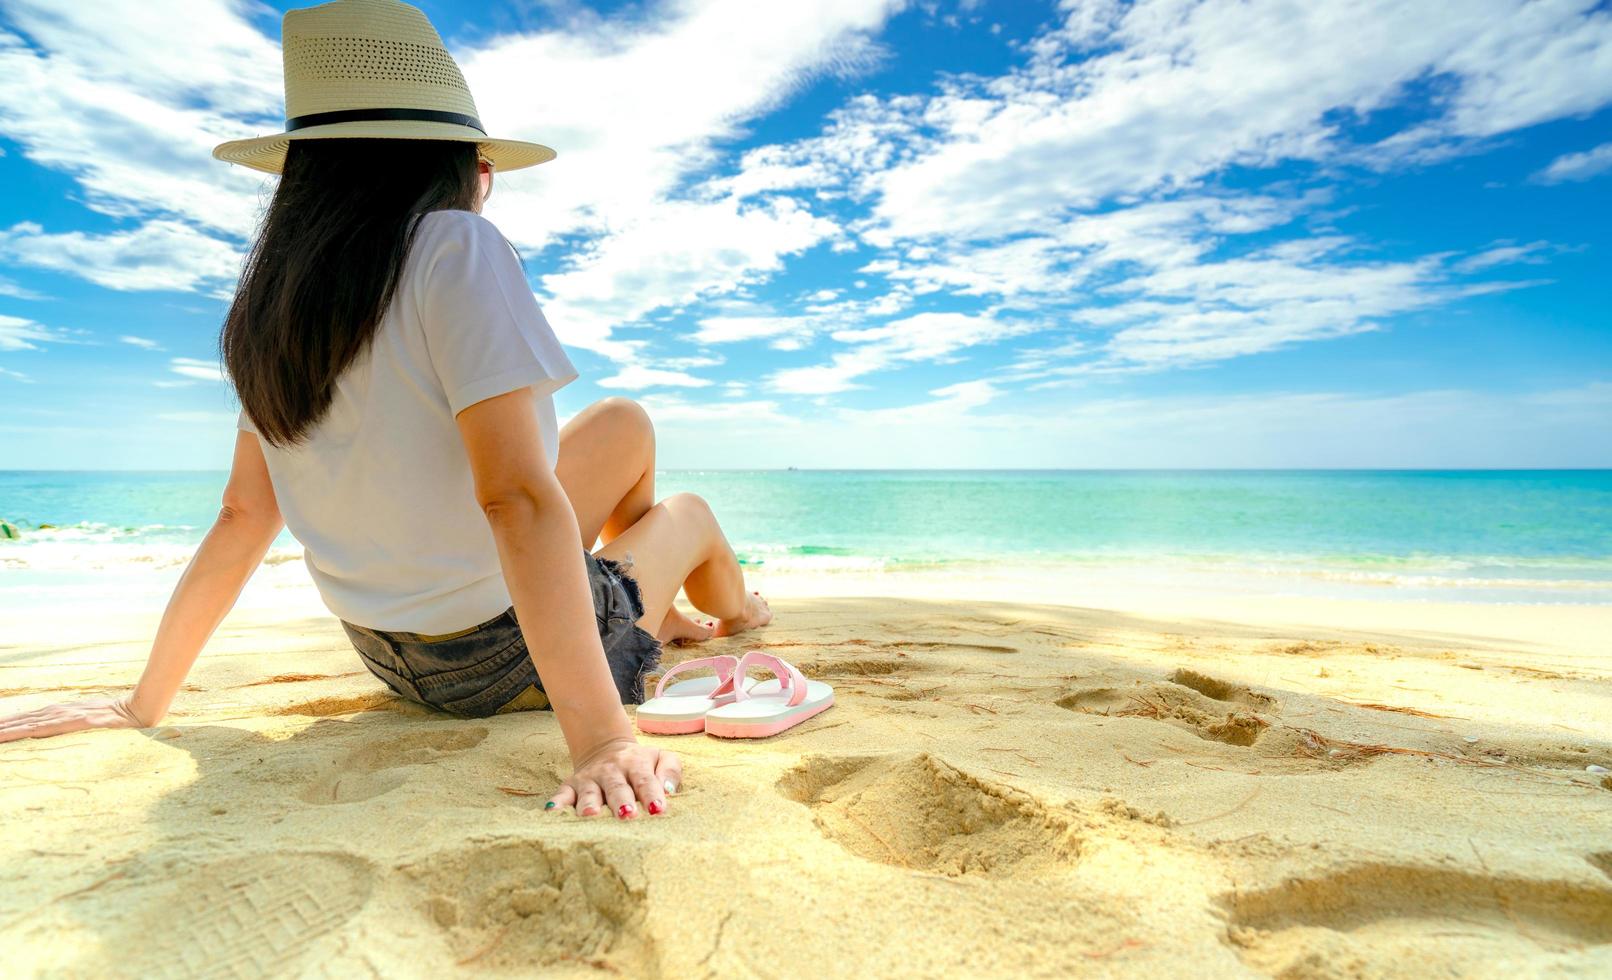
[238,209,579,634]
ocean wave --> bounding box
[6,533,1609,602]
[0,520,200,543]
[0,540,304,572]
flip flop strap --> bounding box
[730,651,807,707]
[653,654,739,700]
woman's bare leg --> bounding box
[596,493,771,640]
[555,396,657,549]
[554,397,727,643]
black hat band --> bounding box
[284,107,486,134]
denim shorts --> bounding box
[339,548,664,718]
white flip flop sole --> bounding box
[702,680,835,739]
[636,675,759,734]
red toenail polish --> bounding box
[648,800,663,815]
[618,803,634,819]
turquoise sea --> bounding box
[2,470,1610,605]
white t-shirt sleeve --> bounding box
[415,211,579,417]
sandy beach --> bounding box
[2,571,1610,977]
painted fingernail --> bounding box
[664,779,678,795]
[617,803,635,819]
[647,800,664,815]
[544,801,556,810]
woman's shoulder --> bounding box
[407,210,517,284]
[414,208,504,243]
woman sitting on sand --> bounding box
[0,0,773,820]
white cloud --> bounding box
[0,220,241,294]
[461,0,906,361]
[633,391,792,424]
[0,3,278,237]
[596,365,716,390]
[862,195,1306,299]
[754,0,1612,244]
[0,0,901,356]
[767,311,1041,393]
[692,313,830,346]
[0,365,33,382]
[170,357,225,382]
[0,276,45,300]
[1534,141,1612,183]
[1454,241,1554,272]
[658,354,725,370]
[653,0,1603,397]
[465,0,904,249]
[0,313,70,351]
[835,377,1001,424]
[652,381,1612,468]
[119,334,163,350]
[1423,1,1612,140]
[690,287,918,357]
[536,195,838,361]
[1066,244,1533,374]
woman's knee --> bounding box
[595,396,653,437]
[661,491,715,525]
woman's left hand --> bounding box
[548,736,682,819]
[0,697,147,744]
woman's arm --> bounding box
[0,432,283,743]
[455,387,678,818]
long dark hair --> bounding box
[222,138,482,447]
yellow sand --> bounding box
[2,570,1610,977]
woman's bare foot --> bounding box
[656,605,714,646]
[713,591,772,638]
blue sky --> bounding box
[0,0,1609,469]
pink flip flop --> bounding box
[635,655,756,735]
[702,650,835,739]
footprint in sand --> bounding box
[1056,679,1272,747]
[1220,863,1612,976]
[402,839,655,974]
[1168,669,1279,711]
[774,655,955,702]
[778,753,1079,877]
[1592,853,1612,882]
[298,727,488,805]
[270,691,400,718]
[111,853,374,977]
[789,656,909,678]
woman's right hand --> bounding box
[548,736,681,819]
[0,696,147,744]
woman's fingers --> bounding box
[573,779,605,817]
[546,781,578,813]
[597,772,638,819]
[0,700,139,744]
[0,721,71,743]
[629,769,666,815]
[0,706,50,728]
[0,721,47,744]
[549,745,683,821]
[0,707,77,743]
[654,749,683,797]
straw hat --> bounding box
[212,0,554,175]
